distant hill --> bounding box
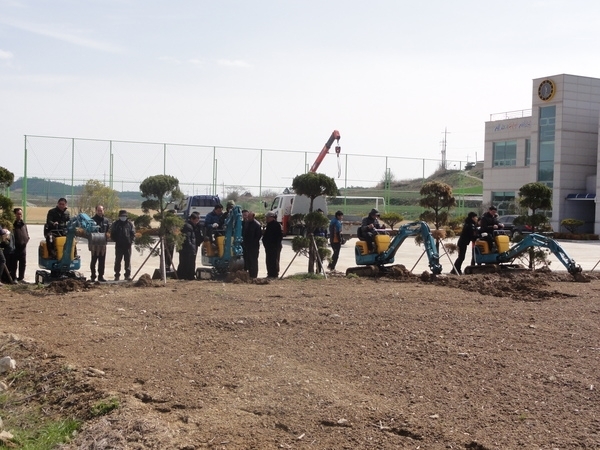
[9,177,143,208]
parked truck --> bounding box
[168,194,221,225]
[269,130,339,235]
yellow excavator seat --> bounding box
[374,234,391,253]
[475,234,511,255]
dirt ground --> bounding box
[0,270,599,450]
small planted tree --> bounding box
[0,166,15,230]
[518,182,552,268]
[138,175,185,278]
[379,212,403,230]
[291,173,338,273]
[561,218,585,234]
[518,182,552,231]
[78,179,120,215]
[419,181,456,250]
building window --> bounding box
[493,141,517,166]
[491,191,516,215]
[525,139,530,166]
[538,105,556,187]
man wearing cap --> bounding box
[328,210,344,271]
[177,211,201,280]
[89,205,111,282]
[262,211,283,278]
[479,206,504,250]
[110,209,136,281]
[359,208,386,253]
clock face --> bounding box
[538,79,555,101]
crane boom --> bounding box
[310,130,341,173]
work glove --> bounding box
[212,223,218,229]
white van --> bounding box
[270,194,328,235]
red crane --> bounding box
[309,130,341,176]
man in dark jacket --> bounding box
[110,209,136,281]
[204,204,224,246]
[242,211,262,279]
[262,211,283,278]
[7,207,30,282]
[89,205,111,282]
[177,212,200,280]
[453,211,479,275]
[479,206,504,250]
[45,198,70,259]
[359,208,385,252]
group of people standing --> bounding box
[175,203,346,280]
[174,203,285,280]
[44,199,136,282]
[1,200,348,285]
[1,198,510,283]
[0,207,30,285]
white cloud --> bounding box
[0,49,13,59]
[217,59,251,68]
[0,17,124,53]
[188,58,203,66]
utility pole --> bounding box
[440,128,450,170]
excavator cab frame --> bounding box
[346,221,442,277]
[464,231,583,278]
[197,205,244,279]
[36,213,100,284]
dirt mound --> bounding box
[434,271,583,301]
[45,278,97,294]
[134,273,154,287]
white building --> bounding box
[484,74,600,234]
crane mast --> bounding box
[309,130,341,174]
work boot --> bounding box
[98,276,106,282]
[90,275,96,282]
[114,275,120,281]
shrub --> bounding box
[561,218,585,234]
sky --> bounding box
[1,0,599,192]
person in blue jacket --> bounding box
[328,210,344,271]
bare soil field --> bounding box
[0,270,599,449]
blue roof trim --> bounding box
[566,193,596,200]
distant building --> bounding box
[484,74,600,234]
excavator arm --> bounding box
[309,130,341,174]
[381,221,441,274]
[495,233,581,275]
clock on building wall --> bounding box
[538,79,556,101]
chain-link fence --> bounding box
[17,135,479,218]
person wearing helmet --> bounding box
[359,208,385,253]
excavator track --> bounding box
[463,264,527,275]
[346,265,380,277]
